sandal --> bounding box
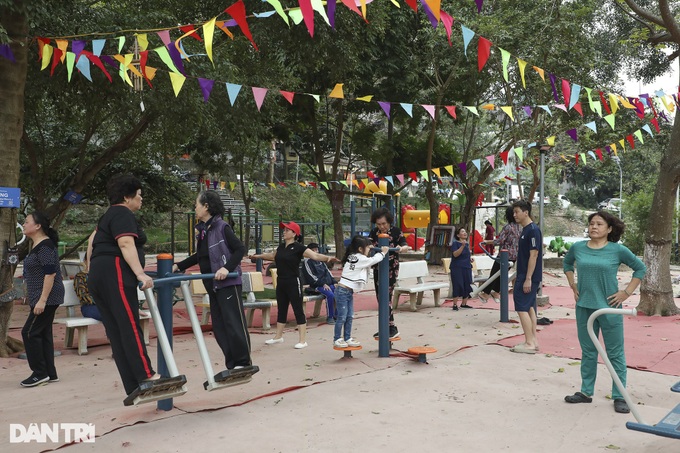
[460,304,473,309]
[452,304,459,311]
[614,399,630,413]
[564,392,592,404]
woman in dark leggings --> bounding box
[480,207,521,302]
[250,221,338,349]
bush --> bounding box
[621,191,653,255]
[565,188,597,210]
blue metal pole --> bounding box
[499,249,509,323]
[255,222,262,273]
[155,254,174,411]
[377,234,390,357]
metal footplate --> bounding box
[203,365,259,391]
[123,375,188,407]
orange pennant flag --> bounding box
[532,66,545,82]
[329,83,344,99]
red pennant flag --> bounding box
[80,51,112,83]
[50,48,63,76]
[598,91,611,114]
[573,102,583,117]
[499,150,509,165]
[309,182,317,188]
[225,0,258,50]
[561,79,571,106]
[408,172,418,181]
[179,25,203,41]
[358,181,365,190]
[651,118,660,132]
[405,0,418,12]
[280,90,295,104]
[595,148,603,161]
[367,170,375,179]
[445,105,457,119]
[633,99,645,119]
[625,134,635,149]
[574,154,579,165]
[139,51,153,88]
[340,0,364,20]
[298,0,315,37]
[477,37,492,72]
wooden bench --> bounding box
[270,268,327,318]
[54,280,150,355]
[391,260,449,311]
[194,272,277,330]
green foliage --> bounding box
[621,190,654,255]
[253,186,332,224]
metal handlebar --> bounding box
[139,272,239,288]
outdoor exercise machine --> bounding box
[590,307,680,440]
[469,249,515,323]
[125,255,258,409]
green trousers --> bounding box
[576,306,626,399]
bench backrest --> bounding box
[242,272,265,302]
[191,274,208,295]
[62,280,80,317]
[397,261,429,284]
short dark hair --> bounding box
[197,190,225,217]
[588,211,625,242]
[484,220,492,226]
[371,207,394,225]
[454,225,467,240]
[307,243,319,250]
[512,199,532,215]
[107,174,142,205]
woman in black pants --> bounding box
[20,211,64,387]
[173,190,253,372]
[88,175,164,397]
[250,221,338,349]
[480,207,521,302]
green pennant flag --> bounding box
[320,181,329,190]
[500,48,511,82]
[513,147,523,162]
[603,113,616,131]
[153,46,180,74]
[419,170,429,181]
[634,129,643,144]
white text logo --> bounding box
[9,423,95,443]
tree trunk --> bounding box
[638,117,680,316]
[0,4,28,357]
[326,189,345,259]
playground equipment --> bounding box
[469,249,514,323]
[334,345,362,358]
[401,204,451,229]
[590,308,680,440]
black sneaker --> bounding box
[49,376,59,383]
[21,374,49,387]
[373,331,379,339]
[389,325,400,339]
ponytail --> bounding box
[30,211,60,246]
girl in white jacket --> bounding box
[333,236,389,348]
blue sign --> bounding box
[0,187,20,208]
[64,190,83,205]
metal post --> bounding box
[499,249,509,323]
[155,253,174,411]
[170,210,175,256]
[255,223,262,273]
[377,234,390,357]
[350,199,356,238]
[613,156,623,220]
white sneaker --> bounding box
[294,342,308,349]
[265,338,284,345]
[334,339,348,348]
[346,338,361,347]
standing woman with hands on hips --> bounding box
[250,221,338,349]
[449,226,474,310]
[563,211,646,414]
[20,211,64,387]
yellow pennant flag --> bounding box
[500,106,514,122]
[269,183,276,188]
[329,83,344,99]
[55,39,68,63]
[220,181,226,190]
[136,34,148,51]
[432,168,442,178]
[390,0,400,6]
[612,143,619,155]
[517,58,528,87]
[41,44,53,70]
[547,136,556,146]
[617,95,635,109]
[230,182,237,191]
[533,66,545,82]
[608,93,619,114]
[168,72,186,97]
[113,54,134,86]
[144,66,157,80]
[356,95,373,102]
[203,17,216,65]
[298,182,307,187]
[444,165,454,176]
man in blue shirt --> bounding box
[511,200,542,354]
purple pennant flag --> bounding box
[475,0,484,12]
[419,0,439,28]
[100,55,118,70]
[166,44,185,75]
[198,78,215,102]
[0,44,16,63]
[72,40,86,58]
[378,101,391,118]
[548,73,559,102]
[458,162,467,176]
[373,177,381,186]
[604,145,612,156]
[566,128,578,142]
[213,181,218,189]
[327,0,336,29]
[522,106,532,118]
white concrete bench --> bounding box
[392,260,449,311]
[270,268,326,318]
[54,280,150,355]
[194,272,277,329]
[442,254,496,297]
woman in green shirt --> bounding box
[563,211,646,414]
